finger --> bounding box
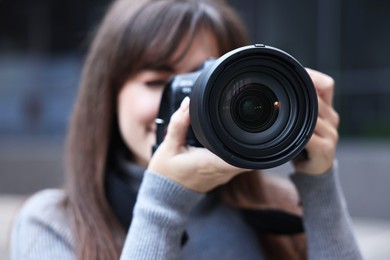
[182,146,251,180]
[186,146,246,173]
[302,133,335,164]
[306,68,335,106]
[314,116,339,143]
[305,131,336,162]
[164,97,191,149]
[317,96,340,128]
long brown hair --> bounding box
[65,0,248,259]
[64,0,305,259]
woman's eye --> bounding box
[145,80,169,88]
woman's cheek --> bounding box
[147,88,165,120]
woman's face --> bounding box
[117,29,219,166]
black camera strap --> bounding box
[105,169,189,245]
[241,209,304,235]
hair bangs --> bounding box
[120,1,237,73]
[124,2,195,72]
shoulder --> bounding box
[12,189,74,250]
[18,189,66,218]
[16,189,69,230]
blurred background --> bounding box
[1,0,389,259]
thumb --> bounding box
[164,97,191,149]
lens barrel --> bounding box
[190,44,318,169]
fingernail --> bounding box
[180,96,190,112]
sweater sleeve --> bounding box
[10,189,74,260]
[120,170,205,260]
[290,162,363,260]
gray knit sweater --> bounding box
[11,164,362,259]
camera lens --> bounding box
[218,73,289,145]
[231,85,278,132]
[189,44,318,169]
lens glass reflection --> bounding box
[230,84,278,132]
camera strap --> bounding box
[242,209,304,235]
[105,168,190,245]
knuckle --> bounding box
[332,128,339,143]
[325,75,335,88]
[333,111,340,127]
[321,139,335,155]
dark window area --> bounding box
[0,0,108,135]
[0,0,389,138]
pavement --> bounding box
[0,195,24,260]
[353,217,390,260]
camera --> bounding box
[153,44,317,169]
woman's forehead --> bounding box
[169,29,219,74]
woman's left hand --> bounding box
[292,68,340,175]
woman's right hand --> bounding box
[148,97,248,193]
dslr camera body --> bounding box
[154,44,317,169]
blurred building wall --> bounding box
[0,0,389,219]
[230,0,390,138]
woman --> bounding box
[11,0,362,259]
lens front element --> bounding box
[231,85,279,133]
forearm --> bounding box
[290,162,363,260]
[120,170,204,260]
